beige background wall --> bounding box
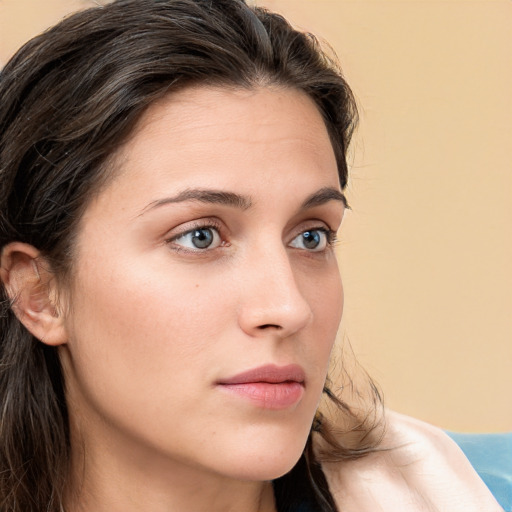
[1,0,510,432]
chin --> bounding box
[215,427,311,482]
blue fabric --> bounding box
[447,431,512,511]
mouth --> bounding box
[216,364,305,410]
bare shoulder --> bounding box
[321,410,503,512]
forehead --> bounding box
[78,85,341,234]
[109,85,338,190]
[133,85,328,138]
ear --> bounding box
[0,242,68,346]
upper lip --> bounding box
[217,364,306,385]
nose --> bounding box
[236,245,313,339]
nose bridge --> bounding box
[237,237,313,337]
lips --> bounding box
[217,364,305,409]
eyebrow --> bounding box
[301,187,348,209]
[140,188,252,215]
[140,186,347,216]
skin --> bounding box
[0,85,501,512]
[43,86,343,511]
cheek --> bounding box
[59,242,343,480]
[297,261,343,372]
[61,261,243,472]
[305,259,343,329]
[62,251,236,420]
[68,263,228,363]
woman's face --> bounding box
[59,86,345,483]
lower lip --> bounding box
[218,382,304,410]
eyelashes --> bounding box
[169,224,224,251]
[166,220,338,254]
[289,227,336,252]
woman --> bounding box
[0,1,501,511]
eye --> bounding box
[289,228,331,252]
[171,226,222,250]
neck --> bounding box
[67,476,276,512]
[64,420,277,512]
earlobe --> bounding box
[0,242,68,346]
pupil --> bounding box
[303,231,320,249]
[192,228,213,248]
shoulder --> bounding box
[321,410,503,512]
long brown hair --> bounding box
[0,1,380,510]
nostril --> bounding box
[257,324,281,330]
